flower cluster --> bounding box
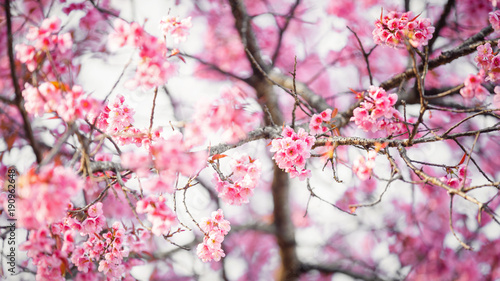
[352,150,377,181]
[16,17,73,72]
[149,133,207,191]
[136,195,177,236]
[94,94,134,142]
[19,228,64,281]
[474,42,500,82]
[440,165,471,189]
[92,94,163,147]
[14,165,83,229]
[66,202,107,236]
[309,109,333,135]
[494,86,500,110]
[71,222,131,280]
[460,71,489,101]
[108,19,176,90]
[22,82,100,122]
[350,86,405,135]
[270,126,315,180]
[185,87,261,145]
[490,11,500,32]
[373,10,434,48]
[213,154,262,205]
[197,209,231,262]
[159,16,193,43]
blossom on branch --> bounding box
[350,86,405,135]
[197,209,230,262]
[373,10,434,48]
[270,126,315,180]
[213,154,262,205]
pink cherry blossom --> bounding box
[373,10,434,48]
[159,16,192,43]
[270,126,315,180]
[197,209,230,262]
[14,165,83,229]
[350,86,405,135]
[213,154,261,205]
[136,195,177,236]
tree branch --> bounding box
[5,0,43,164]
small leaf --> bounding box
[331,108,338,118]
[458,153,467,166]
[333,128,340,136]
[409,12,422,22]
[212,154,227,160]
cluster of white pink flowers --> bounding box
[213,154,262,205]
[109,19,176,90]
[22,82,100,122]
[352,150,377,181]
[136,195,177,236]
[350,86,405,135]
[12,165,83,229]
[93,94,164,147]
[270,126,315,180]
[309,109,333,135]
[95,94,134,135]
[71,222,131,280]
[197,209,231,262]
[494,86,500,110]
[150,133,207,192]
[490,11,500,32]
[65,202,107,236]
[19,228,63,281]
[440,165,471,189]
[185,87,261,145]
[460,71,489,101]
[15,17,72,72]
[475,42,500,82]
[159,16,192,44]
[373,10,434,48]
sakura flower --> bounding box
[136,195,177,236]
[159,16,193,43]
[197,209,230,262]
[14,165,83,229]
[352,150,377,181]
[270,126,315,180]
[350,86,405,135]
[373,10,434,48]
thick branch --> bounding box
[5,0,42,164]
[227,1,300,280]
[301,263,388,281]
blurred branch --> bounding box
[228,1,300,280]
[428,0,456,52]
[5,0,43,164]
[271,0,301,67]
[300,263,389,281]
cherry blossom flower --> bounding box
[350,86,405,135]
[136,195,177,236]
[373,10,434,48]
[352,150,377,181]
[14,165,83,229]
[213,154,262,205]
[270,126,315,180]
[197,209,230,262]
[159,16,192,43]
